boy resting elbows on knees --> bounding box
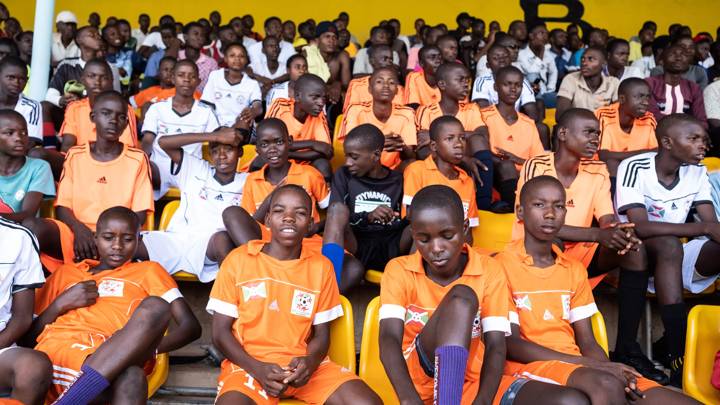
[141,60,221,200]
[0,218,52,405]
[615,113,720,387]
[403,116,479,244]
[23,91,154,273]
[29,207,201,404]
[331,124,411,271]
[222,119,364,293]
[497,175,701,404]
[135,127,248,282]
[209,185,382,405]
[264,74,333,180]
[0,110,55,222]
[379,184,589,405]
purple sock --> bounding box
[434,345,468,405]
[53,364,110,405]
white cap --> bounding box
[56,11,78,24]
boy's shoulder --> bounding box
[65,97,90,114]
[516,111,536,126]
[64,143,90,160]
[292,161,325,180]
[0,217,38,254]
[479,104,498,117]
[403,158,426,175]
[595,102,619,120]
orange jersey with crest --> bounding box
[595,103,657,153]
[342,75,405,112]
[404,71,441,106]
[338,101,417,169]
[415,102,485,132]
[379,247,511,381]
[34,260,182,341]
[402,156,479,227]
[495,240,598,357]
[240,161,329,223]
[265,98,331,144]
[131,86,201,109]
[481,105,544,170]
[59,98,138,148]
[207,240,342,366]
[55,144,154,231]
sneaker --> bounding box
[611,343,670,385]
[652,336,672,368]
[667,356,684,388]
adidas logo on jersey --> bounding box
[215,194,224,201]
[268,300,279,311]
[507,134,514,142]
[543,309,554,321]
[97,176,107,184]
[566,199,575,207]
[671,202,678,210]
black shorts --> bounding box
[354,226,406,270]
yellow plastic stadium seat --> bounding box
[591,311,609,356]
[544,108,557,128]
[683,305,720,404]
[202,142,211,161]
[365,269,383,285]
[330,114,345,171]
[147,352,169,398]
[472,211,515,253]
[333,114,344,139]
[703,157,720,173]
[359,296,399,405]
[238,144,256,171]
[164,188,181,199]
[158,200,199,282]
[279,296,356,405]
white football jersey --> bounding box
[201,69,262,127]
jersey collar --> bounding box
[402,244,484,276]
[506,238,571,268]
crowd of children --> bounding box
[0,3,718,403]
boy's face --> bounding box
[425,28,442,46]
[370,29,390,46]
[528,26,548,48]
[619,84,650,118]
[103,26,123,48]
[18,33,33,56]
[420,48,442,74]
[160,28,176,47]
[224,46,248,70]
[91,97,128,141]
[0,65,27,97]
[338,30,350,49]
[139,15,150,29]
[609,43,630,68]
[117,23,131,43]
[369,48,393,70]
[559,116,600,158]
[282,22,296,42]
[495,71,523,105]
[550,31,567,48]
[343,138,380,177]
[297,82,326,117]
[0,116,28,157]
[438,67,470,101]
[158,60,176,86]
[663,46,689,74]
[173,64,200,96]
[218,28,237,44]
[580,49,603,77]
[676,37,696,61]
[263,38,281,61]
[95,217,138,268]
[256,127,290,168]
[82,64,112,95]
[78,27,103,51]
[497,38,520,61]
[517,183,566,242]
[288,58,308,81]
[185,26,206,50]
[664,122,709,165]
[430,122,466,165]
[369,69,398,102]
[318,32,338,54]
[438,39,458,63]
[265,189,311,248]
[209,143,241,175]
[411,205,466,276]
[265,20,282,38]
[486,47,510,73]
[696,42,710,61]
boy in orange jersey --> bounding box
[475,66,544,210]
[342,44,404,113]
[497,176,700,404]
[130,56,200,118]
[28,207,201,404]
[223,119,364,293]
[595,78,657,177]
[380,184,586,405]
[264,74,333,180]
[512,109,666,384]
[23,91,154,273]
[404,45,442,108]
[209,185,382,405]
[59,59,138,153]
[403,116,479,244]
[338,67,416,170]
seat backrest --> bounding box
[472,212,515,252]
[330,114,345,172]
[683,305,720,404]
[159,200,181,231]
[591,311,609,356]
[328,295,356,373]
[237,144,256,172]
[147,352,169,397]
[359,296,399,405]
[702,157,720,173]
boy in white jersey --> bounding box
[136,127,247,282]
[0,217,51,405]
[141,60,220,199]
[615,113,720,387]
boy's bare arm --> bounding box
[379,318,423,404]
[156,298,201,353]
[626,206,717,239]
[474,331,505,405]
[0,290,35,348]
[282,322,330,388]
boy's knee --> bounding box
[587,371,626,403]
[447,284,479,310]
[650,236,684,261]
[13,350,52,387]
[136,296,171,325]
[222,205,251,224]
[553,388,590,405]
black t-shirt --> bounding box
[330,166,406,234]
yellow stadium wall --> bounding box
[7,0,719,43]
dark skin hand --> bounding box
[25,280,98,344]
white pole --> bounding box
[28,0,55,101]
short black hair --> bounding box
[74,25,96,42]
[174,59,199,75]
[97,206,141,232]
[368,44,392,58]
[557,107,597,129]
[256,117,289,140]
[411,185,464,225]
[223,41,248,56]
[607,38,629,54]
[264,16,281,28]
[519,175,565,205]
[436,34,458,46]
[436,61,467,82]
[159,55,177,67]
[583,45,607,60]
[656,113,705,141]
[182,21,203,35]
[429,115,463,141]
[0,55,27,74]
[294,73,325,93]
[496,65,523,82]
[527,21,547,34]
[92,90,126,107]
[0,108,26,125]
[270,184,312,210]
[419,44,440,60]
[159,23,176,34]
[116,19,130,27]
[345,123,384,152]
[286,53,307,69]
[370,66,398,81]
[83,58,112,76]
[618,77,649,97]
